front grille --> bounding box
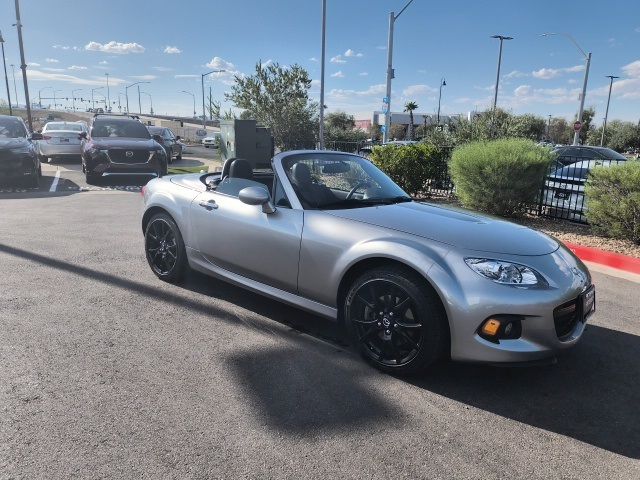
[107,149,151,164]
[553,298,580,339]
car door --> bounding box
[161,129,175,157]
[190,176,303,293]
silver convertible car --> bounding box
[141,151,595,374]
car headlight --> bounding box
[465,258,544,286]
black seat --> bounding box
[228,158,253,180]
[291,163,335,208]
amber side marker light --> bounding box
[481,318,501,337]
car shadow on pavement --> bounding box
[408,325,640,459]
[0,175,84,199]
[1,242,637,455]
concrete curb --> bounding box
[564,242,640,275]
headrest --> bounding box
[292,162,312,185]
[229,158,253,179]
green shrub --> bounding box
[449,138,553,216]
[585,160,640,244]
[370,143,449,196]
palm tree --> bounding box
[404,101,418,140]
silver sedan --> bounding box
[141,151,595,374]
[37,121,86,161]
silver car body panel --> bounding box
[142,151,593,363]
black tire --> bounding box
[25,172,40,189]
[344,266,448,376]
[85,172,100,184]
[144,212,188,283]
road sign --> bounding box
[382,96,389,104]
[380,125,387,133]
[573,121,582,132]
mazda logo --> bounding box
[125,151,134,158]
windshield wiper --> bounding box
[319,196,412,209]
[360,195,412,205]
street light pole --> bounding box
[91,87,103,110]
[72,88,82,111]
[118,92,124,112]
[180,90,196,117]
[125,81,150,114]
[140,91,153,115]
[0,30,12,115]
[53,89,61,110]
[105,73,110,111]
[600,75,618,146]
[201,69,225,130]
[383,0,415,143]
[10,64,18,108]
[437,78,446,124]
[542,33,591,146]
[491,35,513,110]
[14,0,32,129]
[319,0,327,149]
[137,84,141,114]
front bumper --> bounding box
[429,244,593,364]
[85,150,165,177]
[0,154,38,180]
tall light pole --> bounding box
[180,90,196,117]
[118,92,125,112]
[542,33,591,146]
[0,30,12,115]
[71,88,82,111]
[125,81,150,114]
[491,35,513,110]
[91,86,103,110]
[201,69,225,129]
[319,0,327,149]
[383,0,415,143]
[600,75,619,146]
[10,64,18,108]
[39,86,53,109]
[437,77,446,124]
[14,0,32,129]
[52,89,61,110]
[104,73,110,111]
[140,91,153,115]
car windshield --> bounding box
[91,119,151,139]
[148,127,163,135]
[0,117,27,138]
[282,153,410,210]
[596,148,627,160]
[44,122,83,132]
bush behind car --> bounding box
[585,160,640,244]
[450,138,553,217]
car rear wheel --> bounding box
[344,266,448,375]
[85,172,100,184]
[145,213,188,283]
[25,172,40,189]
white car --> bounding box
[37,121,87,162]
[202,136,219,148]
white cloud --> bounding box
[43,67,65,72]
[27,69,126,86]
[309,57,318,62]
[153,66,173,72]
[68,65,87,70]
[331,71,345,78]
[52,45,77,50]
[174,74,199,79]
[204,56,241,85]
[98,60,108,65]
[130,75,157,81]
[85,41,145,54]
[330,55,346,64]
[514,85,532,97]
[344,49,363,57]
[504,70,527,79]
[45,58,59,63]
[402,84,437,97]
[622,59,640,78]
[328,84,386,99]
[359,72,368,76]
[164,46,182,54]
[532,64,584,80]
[27,62,40,67]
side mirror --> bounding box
[152,134,163,144]
[239,186,276,214]
[30,132,43,141]
[78,131,88,140]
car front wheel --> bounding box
[145,213,188,283]
[344,266,448,375]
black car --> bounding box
[0,114,43,188]
[81,114,168,183]
[553,145,627,166]
[147,126,183,163]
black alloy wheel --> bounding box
[144,213,187,283]
[345,266,447,375]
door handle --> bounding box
[198,199,218,210]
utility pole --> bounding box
[125,81,150,114]
[383,0,415,143]
[491,35,513,110]
[437,78,446,124]
[0,31,12,115]
[201,69,225,130]
[319,0,327,149]
[600,75,619,146]
[209,85,212,120]
[91,87,103,110]
[105,73,110,111]
[137,84,142,114]
[181,90,196,117]
[547,114,552,141]
[14,0,32,129]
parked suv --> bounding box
[0,114,43,188]
[147,126,183,163]
[81,114,168,183]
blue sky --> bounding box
[1,0,639,123]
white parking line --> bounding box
[49,170,61,193]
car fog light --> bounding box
[481,318,501,337]
[479,315,523,343]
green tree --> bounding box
[325,111,355,131]
[577,107,595,144]
[507,114,546,140]
[390,124,407,141]
[587,120,640,151]
[226,60,318,149]
[548,117,573,145]
[404,101,418,140]
[323,111,367,143]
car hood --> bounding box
[327,201,559,256]
[0,138,30,151]
[91,138,159,150]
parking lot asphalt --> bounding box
[1,179,639,479]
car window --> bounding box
[0,117,27,138]
[215,177,269,198]
[44,122,82,132]
[597,148,627,160]
[91,119,151,139]
[282,153,409,210]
